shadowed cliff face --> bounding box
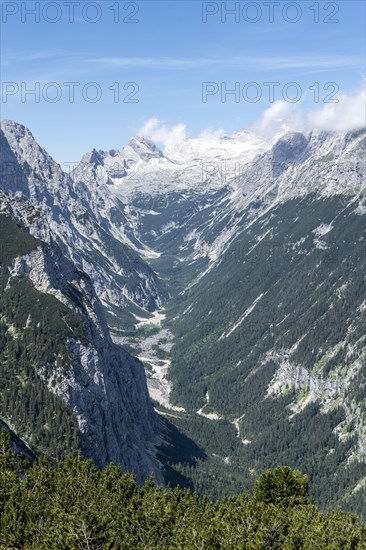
[270,132,310,177]
[0,204,164,484]
[1,119,365,513]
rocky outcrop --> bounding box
[0,120,165,326]
[0,197,164,483]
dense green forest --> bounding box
[0,214,83,458]
[157,195,366,517]
[0,431,365,549]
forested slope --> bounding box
[1,433,365,549]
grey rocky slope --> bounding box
[0,120,165,330]
[1,119,365,514]
[0,195,164,483]
[72,125,366,515]
[71,128,364,271]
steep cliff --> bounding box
[0,206,163,483]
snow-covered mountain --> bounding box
[1,118,365,515]
[72,129,268,198]
[1,120,165,329]
[71,128,364,273]
[72,124,365,515]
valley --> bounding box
[0,120,365,518]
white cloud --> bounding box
[249,100,303,143]
[199,128,225,139]
[138,118,187,147]
[87,55,363,71]
[249,86,366,141]
[306,86,366,132]
[137,87,365,150]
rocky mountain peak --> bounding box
[121,136,164,163]
[1,119,64,194]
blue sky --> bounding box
[1,0,365,165]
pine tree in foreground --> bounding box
[0,431,365,549]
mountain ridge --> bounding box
[1,119,365,515]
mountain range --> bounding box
[0,119,365,517]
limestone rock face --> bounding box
[0,119,166,482]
